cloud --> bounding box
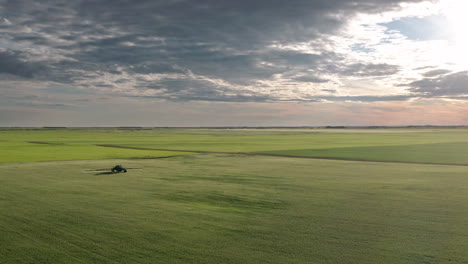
[422,69,452,77]
[4,0,468,127]
[317,95,412,102]
[293,75,330,83]
[0,50,47,78]
[338,63,400,77]
[407,71,468,97]
[0,0,447,105]
[14,102,72,108]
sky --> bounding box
[1,0,468,127]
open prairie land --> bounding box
[1,128,468,263]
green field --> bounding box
[1,128,468,263]
[3,128,468,164]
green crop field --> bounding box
[1,128,468,263]
[2,128,468,164]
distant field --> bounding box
[0,129,194,163]
[2,128,468,263]
[259,141,468,165]
[2,128,468,164]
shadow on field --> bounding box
[82,168,143,175]
[95,172,115,175]
[92,168,143,175]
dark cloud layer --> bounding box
[408,71,468,97]
[0,0,429,102]
[422,69,451,77]
[339,63,400,77]
[0,50,46,78]
[293,75,330,83]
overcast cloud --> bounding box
[1,0,468,126]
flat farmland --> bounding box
[1,128,468,263]
[2,128,468,164]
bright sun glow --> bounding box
[441,0,468,68]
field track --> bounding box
[96,144,468,167]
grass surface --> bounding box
[260,141,468,165]
[0,130,193,163]
[1,155,468,263]
[2,128,468,263]
[2,128,468,164]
